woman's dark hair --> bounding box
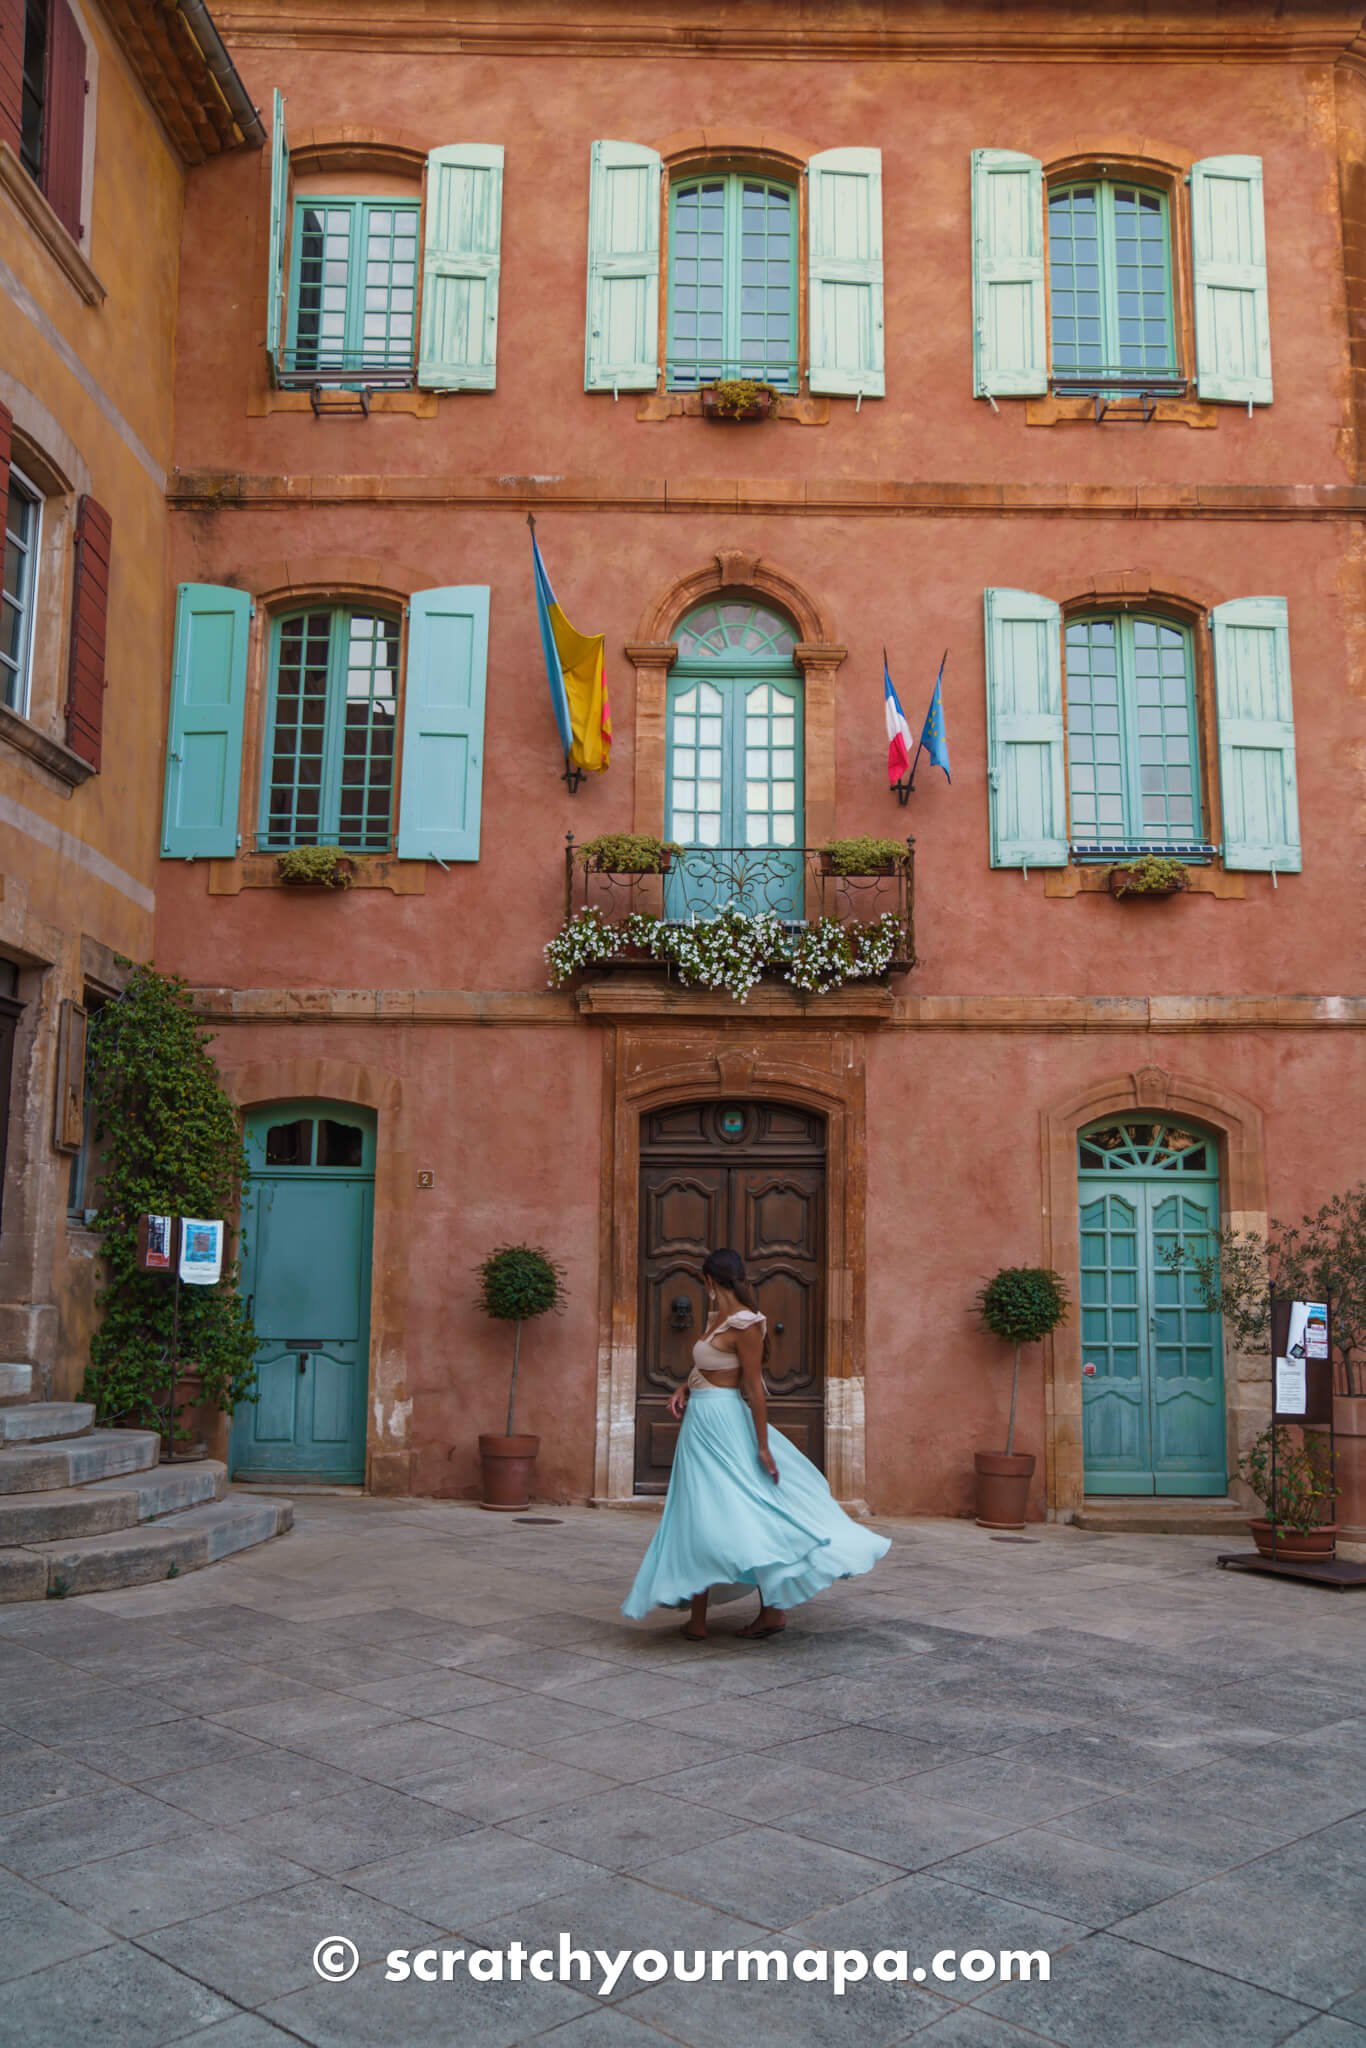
[703,1248,771,1364]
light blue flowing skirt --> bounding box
[622,1386,891,1619]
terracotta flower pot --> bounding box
[974,1450,1036,1530]
[1249,1517,1338,1561]
[478,1433,540,1512]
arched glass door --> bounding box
[665,600,804,919]
[1079,1119,1226,1496]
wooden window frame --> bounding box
[282,190,422,392]
[1046,178,1179,388]
[664,171,800,393]
[257,601,404,855]
[1,462,42,717]
[655,147,810,396]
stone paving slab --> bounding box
[0,1499,1363,2046]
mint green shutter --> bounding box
[1191,156,1271,405]
[971,149,1046,398]
[585,140,661,392]
[266,89,289,375]
[397,586,489,861]
[806,147,884,397]
[1211,596,1300,871]
[417,144,503,391]
[984,588,1067,866]
[162,584,251,859]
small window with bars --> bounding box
[666,175,797,391]
[1065,613,1202,850]
[260,607,400,852]
[283,197,420,387]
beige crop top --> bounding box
[688,1309,767,1390]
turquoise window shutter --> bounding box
[806,147,884,397]
[162,584,252,859]
[984,587,1067,866]
[397,586,490,861]
[1211,596,1300,871]
[585,140,661,391]
[971,149,1047,398]
[417,144,504,391]
[1191,156,1272,404]
[266,88,289,376]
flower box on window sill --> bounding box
[699,381,777,423]
[1107,858,1190,900]
[276,849,356,890]
[818,840,911,880]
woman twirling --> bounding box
[622,1248,890,1639]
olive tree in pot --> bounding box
[973,1266,1069,1528]
[474,1245,565,1510]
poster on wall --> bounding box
[179,1219,224,1287]
[137,1215,175,1272]
[1274,1355,1307,1416]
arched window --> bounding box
[260,606,400,851]
[1065,611,1201,846]
[1077,1121,1215,1174]
[666,175,797,391]
[1048,180,1176,385]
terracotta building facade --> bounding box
[148,0,1366,1521]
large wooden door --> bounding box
[636,1101,825,1492]
[1079,1119,1226,1497]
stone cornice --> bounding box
[214,3,1366,66]
[189,987,1366,1031]
[167,472,1366,520]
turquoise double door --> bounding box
[1079,1120,1227,1496]
[230,1104,374,1484]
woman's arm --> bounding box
[735,1323,778,1482]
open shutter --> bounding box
[1192,156,1271,405]
[64,495,110,768]
[1211,596,1300,871]
[417,144,504,390]
[971,149,1046,398]
[584,140,661,392]
[0,399,12,553]
[984,587,1067,867]
[0,0,22,159]
[265,88,289,374]
[41,0,86,241]
[806,147,885,397]
[397,585,489,861]
[161,584,251,859]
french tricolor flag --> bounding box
[884,658,912,787]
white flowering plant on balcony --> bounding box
[544,906,903,1004]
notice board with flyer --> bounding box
[1270,1297,1333,1423]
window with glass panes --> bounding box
[1048,182,1175,381]
[260,608,399,851]
[2,469,41,716]
[287,198,419,383]
[666,601,803,854]
[1065,614,1201,846]
[666,176,797,390]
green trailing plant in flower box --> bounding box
[701,378,776,419]
[1108,854,1189,898]
[821,837,910,876]
[577,834,681,874]
[276,845,353,889]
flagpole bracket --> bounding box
[892,774,914,806]
[563,757,585,795]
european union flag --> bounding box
[919,658,951,784]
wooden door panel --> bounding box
[635,1166,726,1490]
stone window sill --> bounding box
[206,851,426,895]
[1044,865,1245,899]
[1026,393,1218,429]
[0,701,95,788]
[0,144,106,306]
[251,386,438,419]
[636,390,831,426]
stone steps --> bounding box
[2,1493,294,1600]
[0,1429,160,1496]
[0,1364,33,1406]
[0,1401,96,1445]
[0,1460,226,1544]
[1075,1496,1251,1536]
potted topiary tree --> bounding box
[474,1245,565,1509]
[973,1266,1069,1528]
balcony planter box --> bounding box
[1108,862,1189,900]
[700,382,776,422]
[588,851,673,875]
[818,852,901,878]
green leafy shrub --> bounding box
[577,834,680,874]
[703,378,774,417]
[821,837,910,875]
[975,1266,1070,1456]
[475,1246,566,1435]
[1240,1424,1338,1533]
[1109,855,1189,897]
[276,846,353,888]
[82,965,257,1436]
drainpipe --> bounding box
[175,0,267,151]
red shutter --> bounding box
[65,495,110,769]
[0,0,23,161]
[41,0,85,241]
[0,400,12,558]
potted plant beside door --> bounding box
[474,1245,566,1510]
[973,1266,1069,1528]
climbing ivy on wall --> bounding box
[82,964,257,1432]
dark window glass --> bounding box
[20,0,48,180]
[317,1119,363,1167]
[265,1119,313,1166]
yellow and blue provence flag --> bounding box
[530,522,611,774]
[918,656,951,784]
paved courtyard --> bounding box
[0,1496,1362,2048]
